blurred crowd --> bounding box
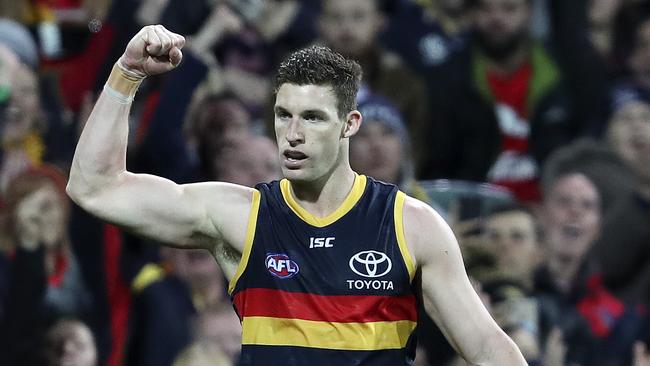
[0,0,648,365]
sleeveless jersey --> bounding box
[229,174,418,366]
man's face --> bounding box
[215,136,281,186]
[3,64,41,144]
[318,0,384,56]
[15,183,67,249]
[350,121,403,184]
[472,0,531,59]
[198,98,251,146]
[483,210,539,279]
[608,101,650,181]
[629,20,650,86]
[274,83,350,184]
[166,248,222,287]
[542,174,601,262]
[588,0,623,26]
[45,321,97,366]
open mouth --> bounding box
[561,225,583,240]
[283,150,308,168]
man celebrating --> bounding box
[67,25,525,365]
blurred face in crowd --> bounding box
[588,0,623,26]
[608,101,650,182]
[45,320,97,366]
[629,20,650,86]
[274,83,359,184]
[318,0,385,56]
[168,249,223,290]
[542,173,601,262]
[472,0,531,60]
[214,135,280,186]
[350,121,402,184]
[15,182,68,248]
[483,209,539,280]
[197,97,251,147]
[3,63,41,144]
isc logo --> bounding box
[265,253,299,279]
[309,237,335,248]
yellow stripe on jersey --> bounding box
[241,316,416,351]
[280,174,367,227]
[394,191,416,281]
[228,189,261,294]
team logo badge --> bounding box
[349,250,392,278]
[265,253,299,279]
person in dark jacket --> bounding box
[421,0,578,202]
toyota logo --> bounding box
[349,250,392,278]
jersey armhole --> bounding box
[228,189,261,294]
[394,191,417,282]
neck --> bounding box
[289,164,356,218]
[547,254,580,293]
[484,42,529,75]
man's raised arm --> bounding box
[66,25,255,260]
[402,197,527,365]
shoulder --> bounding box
[400,193,459,268]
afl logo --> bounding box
[349,250,392,278]
[265,253,299,279]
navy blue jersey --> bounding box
[229,174,418,365]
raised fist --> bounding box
[119,25,185,77]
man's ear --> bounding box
[342,110,362,138]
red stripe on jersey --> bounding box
[233,288,417,323]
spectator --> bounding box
[2,166,90,316]
[461,203,543,363]
[0,46,46,192]
[0,18,39,68]
[383,0,471,73]
[421,0,577,202]
[350,95,428,201]
[317,0,430,166]
[125,247,229,366]
[43,318,98,366]
[615,1,650,90]
[590,84,650,306]
[190,307,242,363]
[212,135,280,187]
[185,91,253,180]
[535,168,643,365]
[0,166,91,365]
[481,203,540,290]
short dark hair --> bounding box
[275,45,363,118]
[539,139,605,197]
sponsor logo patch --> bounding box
[349,250,392,278]
[265,253,299,279]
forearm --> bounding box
[68,64,142,200]
[470,333,528,366]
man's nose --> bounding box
[285,118,304,145]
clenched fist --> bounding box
[118,25,185,77]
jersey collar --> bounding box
[280,174,367,227]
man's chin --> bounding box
[282,167,307,181]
